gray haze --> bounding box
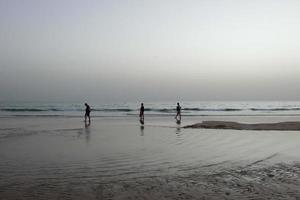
[1,0,300,103]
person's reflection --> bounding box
[85,120,91,128]
[176,126,181,135]
[140,125,144,136]
[84,121,91,143]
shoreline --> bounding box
[184,121,300,130]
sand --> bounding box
[2,160,300,199]
[1,116,300,199]
[97,162,300,200]
[184,120,300,130]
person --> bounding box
[175,102,181,121]
[139,103,144,124]
[84,103,91,123]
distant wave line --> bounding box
[250,108,300,111]
[1,107,300,112]
[2,113,300,118]
[0,108,65,112]
[0,108,241,112]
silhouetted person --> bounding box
[175,102,181,121]
[84,103,91,123]
[139,103,144,124]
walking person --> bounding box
[139,103,144,124]
[84,103,91,124]
[175,102,181,122]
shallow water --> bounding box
[1,116,300,199]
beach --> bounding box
[1,110,300,199]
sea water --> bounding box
[1,101,300,117]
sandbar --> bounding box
[184,121,300,130]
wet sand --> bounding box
[1,116,300,199]
[2,159,300,199]
[184,121,300,130]
[96,162,300,200]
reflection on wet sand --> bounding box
[140,125,144,136]
[77,121,91,143]
[175,126,181,135]
[84,122,91,143]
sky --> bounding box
[1,0,300,103]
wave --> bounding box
[0,108,64,112]
[2,107,300,113]
[250,108,300,111]
[2,113,300,119]
[94,108,243,112]
[145,108,174,113]
[183,108,242,111]
[93,108,133,112]
[0,108,136,112]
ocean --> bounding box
[1,101,300,118]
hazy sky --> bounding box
[1,0,300,102]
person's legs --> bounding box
[175,112,180,120]
[88,113,91,123]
